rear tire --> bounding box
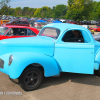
[18,67,43,91]
[94,66,100,76]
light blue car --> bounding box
[0,23,100,91]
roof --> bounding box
[2,25,31,28]
[44,23,88,32]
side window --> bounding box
[13,21,16,24]
[19,28,27,35]
[6,28,13,36]
[6,28,27,36]
[62,30,84,43]
[27,29,36,35]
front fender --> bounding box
[0,52,60,79]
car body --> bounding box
[0,25,39,40]
[0,23,100,91]
[96,22,100,27]
[90,27,100,32]
[82,21,91,25]
[71,21,78,24]
[67,20,78,24]
[91,20,96,25]
[0,20,10,26]
[3,20,30,27]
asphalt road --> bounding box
[1,72,100,100]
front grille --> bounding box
[0,59,4,68]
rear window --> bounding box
[39,27,60,39]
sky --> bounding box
[10,0,100,8]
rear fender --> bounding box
[94,51,100,70]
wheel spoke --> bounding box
[25,80,30,85]
[31,72,34,79]
[26,75,30,80]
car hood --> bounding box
[0,36,55,56]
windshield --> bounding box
[0,27,8,35]
[39,27,60,39]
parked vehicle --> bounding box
[0,20,9,26]
[82,21,91,25]
[67,20,73,23]
[67,20,78,24]
[60,19,67,23]
[3,20,30,27]
[97,22,100,27]
[0,25,39,40]
[0,23,100,91]
[91,20,97,25]
[90,27,100,32]
[71,21,78,24]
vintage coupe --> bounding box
[0,23,100,91]
[0,25,39,40]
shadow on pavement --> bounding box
[39,72,100,89]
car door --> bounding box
[54,30,94,74]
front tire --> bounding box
[19,67,43,91]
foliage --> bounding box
[33,8,41,17]
[0,0,100,21]
[14,7,22,16]
[96,4,100,20]
[92,1,100,20]
[66,0,93,21]
[0,0,10,16]
[52,4,68,18]
[40,6,52,18]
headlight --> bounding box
[9,55,13,66]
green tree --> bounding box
[41,6,52,18]
[96,4,100,20]
[0,0,10,8]
[66,0,93,21]
[14,7,22,16]
[84,0,93,20]
[33,8,41,17]
[53,4,68,18]
[0,0,10,16]
[92,1,100,20]
[8,8,15,16]
[22,7,30,16]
